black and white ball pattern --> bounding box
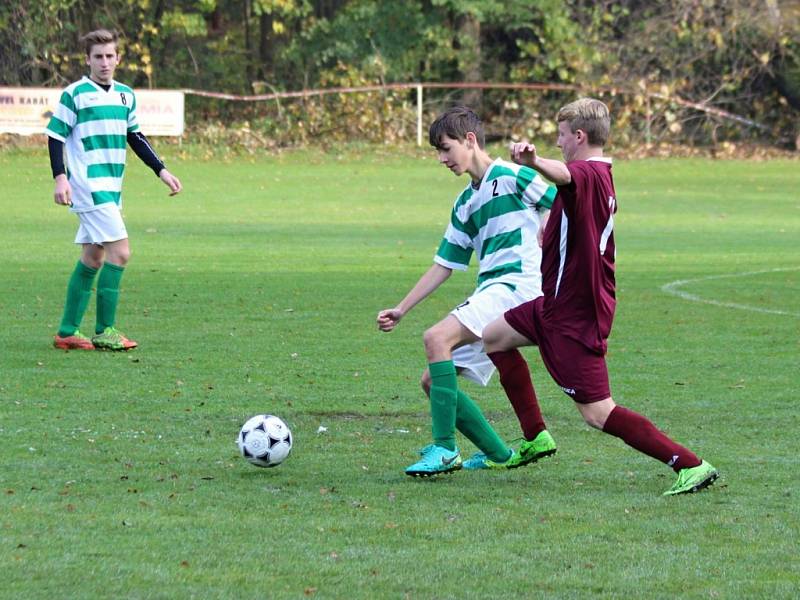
[237,414,293,468]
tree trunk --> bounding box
[207,7,223,36]
[455,12,482,110]
[258,11,274,81]
[314,0,347,20]
[146,0,166,88]
[244,0,254,85]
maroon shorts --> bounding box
[504,297,610,403]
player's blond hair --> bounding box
[557,98,610,147]
[80,29,119,56]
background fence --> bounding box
[0,80,789,153]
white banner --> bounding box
[0,87,184,136]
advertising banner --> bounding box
[0,87,184,136]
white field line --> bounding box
[660,267,800,317]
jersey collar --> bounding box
[84,75,115,92]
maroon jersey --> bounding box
[539,158,617,354]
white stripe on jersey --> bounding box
[73,119,126,138]
[555,209,569,297]
[599,196,616,254]
[88,177,124,192]
[85,148,128,164]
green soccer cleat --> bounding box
[92,327,138,351]
[505,430,557,469]
[463,449,519,470]
[405,444,462,477]
[663,460,719,496]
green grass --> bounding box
[1,146,799,599]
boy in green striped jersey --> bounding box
[46,29,182,351]
[377,106,556,476]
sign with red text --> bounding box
[0,87,184,136]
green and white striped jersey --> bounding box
[45,76,139,213]
[434,158,556,292]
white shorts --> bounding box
[451,281,541,386]
[73,204,128,245]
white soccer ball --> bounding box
[237,414,293,468]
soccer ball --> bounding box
[237,414,293,468]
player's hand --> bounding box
[377,308,404,332]
[159,169,182,196]
[54,174,72,206]
[509,141,537,167]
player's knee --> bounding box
[581,412,605,430]
[82,256,103,270]
[422,327,445,358]
[482,321,503,353]
[108,247,131,267]
[576,399,614,430]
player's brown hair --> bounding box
[557,98,610,147]
[80,29,119,56]
[429,106,486,150]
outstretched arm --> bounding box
[510,141,571,185]
[377,263,452,332]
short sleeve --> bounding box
[45,90,77,141]
[127,91,140,133]
[518,166,557,210]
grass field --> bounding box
[1,146,798,599]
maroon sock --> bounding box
[488,349,546,440]
[602,406,701,471]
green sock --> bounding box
[57,260,98,337]
[428,360,458,451]
[456,391,512,462]
[96,262,125,334]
